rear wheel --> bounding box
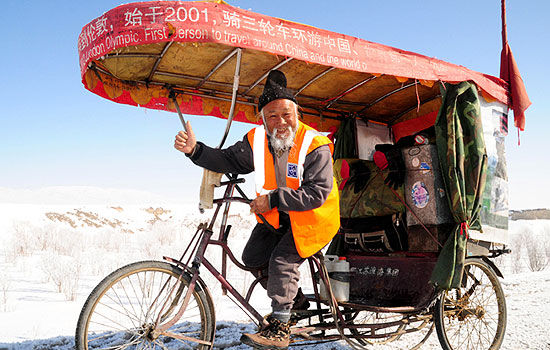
[75,260,215,350]
[434,258,506,350]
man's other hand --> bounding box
[250,195,270,214]
[174,121,197,154]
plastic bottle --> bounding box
[319,255,350,302]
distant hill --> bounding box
[510,208,550,220]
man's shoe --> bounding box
[241,315,290,349]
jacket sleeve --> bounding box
[272,144,334,212]
[187,135,254,174]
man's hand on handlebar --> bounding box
[250,195,270,214]
[174,121,197,154]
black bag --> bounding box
[340,213,408,253]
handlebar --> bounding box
[218,174,283,237]
[220,177,246,186]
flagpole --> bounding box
[501,0,508,48]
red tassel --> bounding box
[460,222,469,239]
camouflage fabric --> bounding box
[431,82,488,290]
[334,159,405,218]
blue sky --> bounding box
[0,0,548,209]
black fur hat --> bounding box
[258,70,297,111]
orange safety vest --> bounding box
[247,121,340,258]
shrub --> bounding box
[524,231,548,272]
[40,253,82,301]
[10,221,36,256]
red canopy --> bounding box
[78,1,519,131]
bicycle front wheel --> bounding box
[434,258,506,350]
[76,260,215,350]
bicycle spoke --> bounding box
[77,262,215,350]
[147,270,172,319]
[98,296,142,326]
[89,315,142,337]
[119,280,140,321]
[92,334,144,350]
[152,339,170,350]
[129,273,147,322]
[137,271,149,322]
[87,328,134,343]
[151,277,180,323]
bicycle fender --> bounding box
[468,256,504,278]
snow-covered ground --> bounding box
[0,187,549,349]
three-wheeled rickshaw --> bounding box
[75,1,529,349]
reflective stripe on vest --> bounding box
[251,126,319,192]
[252,125,268,195]
[297,128,321,186]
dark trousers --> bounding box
[241,222,305,312]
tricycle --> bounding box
[75,1,526,349]
[75,171,508,349]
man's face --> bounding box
[262,99,298,140]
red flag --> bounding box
[500,0,531,131]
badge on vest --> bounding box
[287,163,298,178]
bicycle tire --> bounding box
[75,260,215,350]
[434,257,507,350]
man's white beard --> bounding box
[269,126,296,155]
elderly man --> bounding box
[174,70,340,349]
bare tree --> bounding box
[525,233,548,272]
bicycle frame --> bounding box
[145,174,436,348]
[152,174,276,336]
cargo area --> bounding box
[329,91,509,259]
[324,88,511,306]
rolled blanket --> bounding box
[199,169,223,210]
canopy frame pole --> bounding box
[324,75,378,109]
[217,48,242,149]
[105,52,158,59]
[197,48,240,89]
[92,63,361,120]
[169,90,188,133]
[359,81,419,114]
[242,57,293,97]
[163,74,371,107]
[169,88,344,121]
[295,67,336,97]
[147,41,174,83]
